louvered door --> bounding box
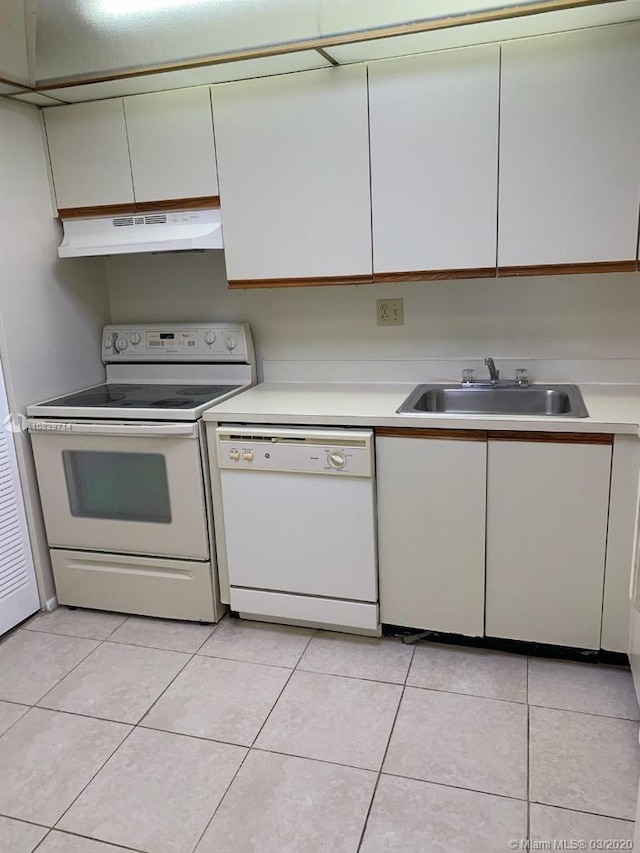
[0,356,39,635]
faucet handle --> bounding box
[515,368,529,386]
[461,369,475,385]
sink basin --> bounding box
[397,384,589,418]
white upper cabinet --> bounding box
[211,66,373,283]
[44,100,134,210]
[499,24,640,268]
[124,87,218,203]
[369,45,500,276]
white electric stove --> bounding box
[26,322,255,623]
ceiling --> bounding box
[2,0,640,105]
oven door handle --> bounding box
[26,420,199,439]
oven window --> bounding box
[62,450,172,523]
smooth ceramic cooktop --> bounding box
[34,383,242,410]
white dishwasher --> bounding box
[215,426,379,633]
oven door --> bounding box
[28,421,209,560]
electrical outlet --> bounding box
[377,298,404,326]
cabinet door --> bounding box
[486,438,612,648]
[369,45,499,277]
[499,25,640,268]
[44,100,134,210]
[602,435,640,653]
[124,87,218,204]
[376,433,486,635]
[211,66,372,283]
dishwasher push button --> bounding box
[229,450,240,462]
[242,450,254,462]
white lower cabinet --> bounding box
[376,432,486,636]
[485,437,613,649]
[376,430,616,650]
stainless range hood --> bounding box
[58,208,223,257]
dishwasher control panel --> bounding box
[215,427,374,477]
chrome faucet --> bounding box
[461,361,529,387]
[484,356,500,384]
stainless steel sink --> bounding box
[397,384,589,418]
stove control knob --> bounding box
[104,338,113,349]
[115,337,128,352]
[328,452,347,470]
[204,331,216,345]
[130,332,141,345]
[225,336,237,351]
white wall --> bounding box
[107,251,640,382]
[0,98,110,603]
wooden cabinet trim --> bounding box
[58,195,220,219]
[374,267,497,283]
[376,427,613,445]
[58,203,137,219]
[487,430,613,445]
[229,260,638,288]
[498,261,637,277]
[376,427,487,441]
[228,274,374,289]
[135,196,220,212]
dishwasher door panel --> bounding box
[220,469,377,602]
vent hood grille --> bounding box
[58,208,223,257]
[112,214,169,227]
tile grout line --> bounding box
[21,607,220,652]
[103,614,129,641]
[355,643,415,852]
[525,799,636,822]
[526,703,640,723]
[32,824,151,853]
[29,635,111,711]
[187,746,252,853]
[293,628,318,671]
[21,626,122,642]
[50,646,198,836]
[51,724,138,834]
[379,769,529,803]
[127,646,197,727]
[185,632,315,853]
[30,827,53,853]
[0,703,32,742]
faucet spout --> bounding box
[484,356,500,384]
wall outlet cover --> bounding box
[377,298,404,326]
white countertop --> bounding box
[202,381,640,435]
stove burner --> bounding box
[63,391,126,405]
[176,386,223,395]
[150,398,195,408]
[108,384,143,392]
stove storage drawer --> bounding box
[51,549,216,622]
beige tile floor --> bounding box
[0,609,639,853]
